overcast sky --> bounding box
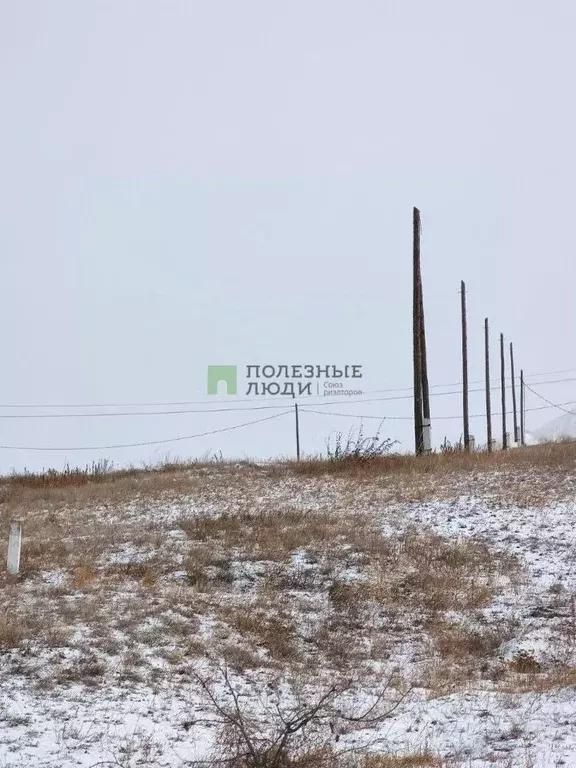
[1,1,575,472]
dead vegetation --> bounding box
[0,476,519,697]
[190,667,433,768]
[500,663,576,693]
[0,457,257,520]
[1,448,574,763]
[175,504,519,680]
[290,440,576,477]
[2,440,576,513]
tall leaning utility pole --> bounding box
[520,369,525,446]
[420,262,431,452]
[510,343,518,445]
[461,281,470,450]
[500,333,507,450]
[413,207,424,454]
[485,318,492,452]
[294,402,301,461]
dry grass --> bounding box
[213,751,445,767]
[289,441,576,478]
[285,442,576,508]
[3,457,250,491]
[501,662,576,693]
[176,505,519,679]
[2,453,574,765]
[428,618,512,661]
[360,758,444,768]
[0,458,258,522]
[422,616,517,692]
[1,440,576,515]
[0,613,29,649]
[0,492,517,690]
[0,451,555,698]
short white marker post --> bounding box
[7,520,22,576]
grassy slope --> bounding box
[1,444,576,765]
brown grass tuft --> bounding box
[428,618,513,661]
[0,614,28,649]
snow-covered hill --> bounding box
[531,410,576,442]
[3,451,576,767]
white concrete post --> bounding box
[422,418,432,453]
[7,520,22,576]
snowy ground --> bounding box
[2,454,576,767]
[386,496,576,766]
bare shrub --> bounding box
[190,667,412,768]
[326,423,397,463]
[438,438,464,454]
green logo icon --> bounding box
[207,365,238,395]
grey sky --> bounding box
[1,1,574,471]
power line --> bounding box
[2,375,576,419]
[303,410,390,420]
[3,391,575,452]
[0,392,452,418]
[0,403,292,419]
[524,383,576,416]
[302,408,576,450]
[301,399,576,422]
[293,378,576,409]
[0,410,292,452]
[1,367,575,409]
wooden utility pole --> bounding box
[420,264,431,452]
[500,333,507,449]
[510,343,518,444]
[413,207,424,454]
[485,318,492,452]
[520,369,525,446]
[294,403,301,461]
[420,285,430,425]
[461,281,470,450]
